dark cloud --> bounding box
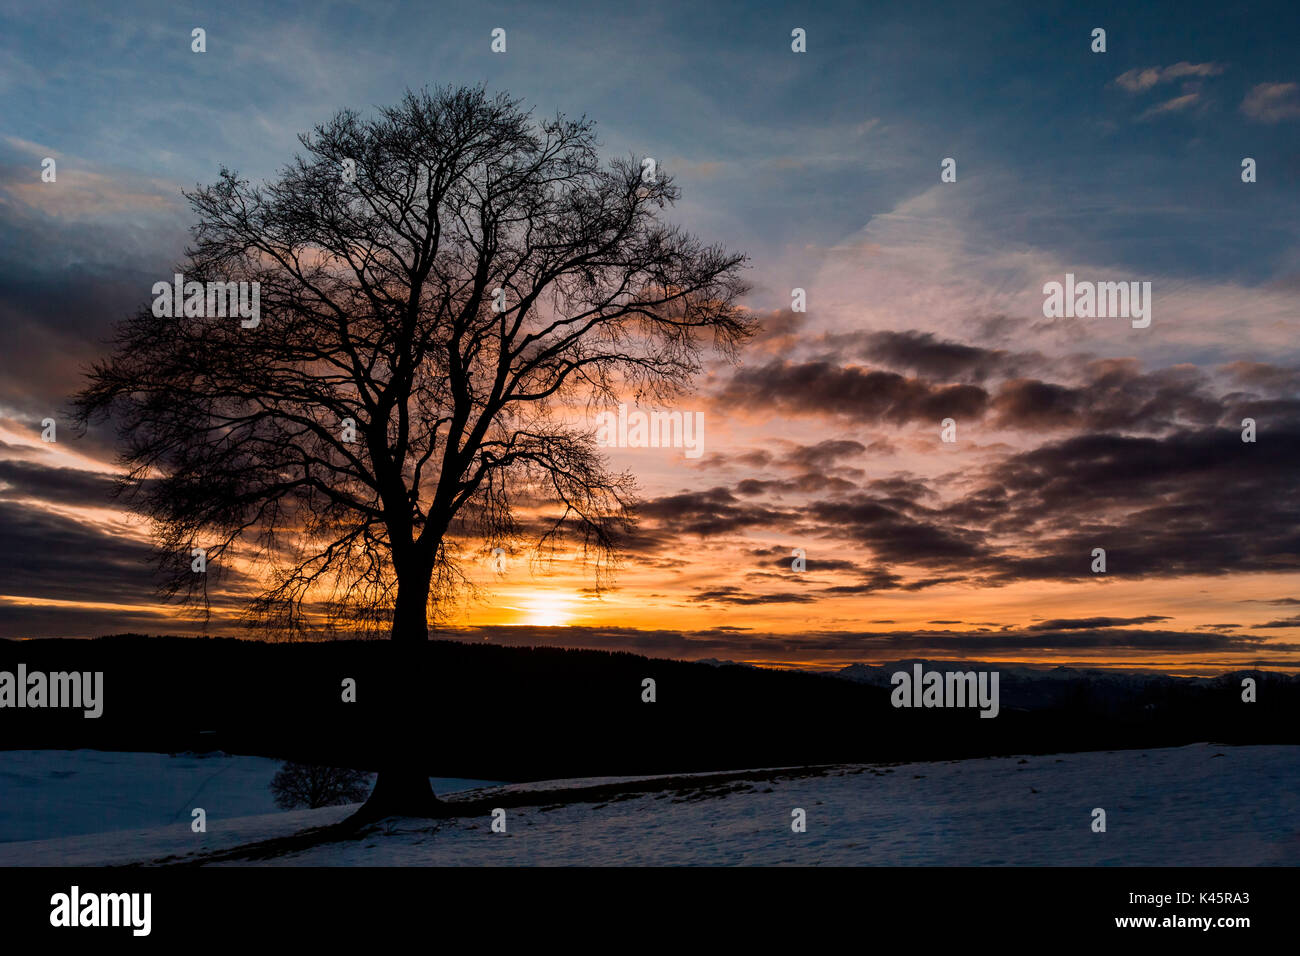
[0,500,161,606]
[0,497,256,633]
[746,307,812,355]
[636,486,793,536]
[1030,616,1172,631]
[1251,615,1300,629]
[717,360,989,423]
[627,416,1299,598]
[0,458,122,506]
[991,379,1082,428]
[1227,397,1300,429]
[691,586,816,606]
[717,449,775,469]
[749,547,861,573]
[778,439,867,470]
[856,330,1039,383]
[0,600,190,640]
[820,570,909,593]
[991,361,1225,433]
[864,475,935,507]
[717,349,1281,438]
[700,442,867,495]
[435,623,1284,667]
[807,495,989,566]
[1220,361,1300,394]
[982,426,1300,579]
[0,162,187,420]
[728,334,1297,440]
[734,473,858,496]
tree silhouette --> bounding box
[270,762,374,810]
[73,85,751,818]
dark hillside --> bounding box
[1,636,1294,781]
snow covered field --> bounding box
[1,743,1297,865]
[0,749,498,846]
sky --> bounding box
[1,0,1298,672]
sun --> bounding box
[520,592,571,627]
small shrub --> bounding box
[270,762,374,809]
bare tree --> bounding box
[270,762,374,810]
[74,85,751,818]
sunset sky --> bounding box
[2,0,1299,673]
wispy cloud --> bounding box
[1137,92,1201,120]
[1114,62,1225,92]
[1241,81,1300,122]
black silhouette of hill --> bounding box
[1,635,1294,782]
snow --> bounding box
[2,743,1297,865]
[0,804,358,867]
[0,748,500,845]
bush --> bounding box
[269,762,373,809]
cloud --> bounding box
[680,422,1298,591]
[1137,93,1201,120]
[982,426,1300,580]
[991,360,1225,432]
[734,473,859,496]
[748,547,861,573]
[1241,82,1300,122]
[1221,362,1300,394]
[1251,615,1300,629]
[716,360,989,423]
[721,339,1274,438]
[807,494,990,567]
[0,146,190,420]
[692,586,816,606]
[699,440,871,482]
[0,600,186,640]
[1029,616,1172,631]
[438,623,1279,666]
[990,379,1083,429]
[635,486,794,537]
[778,439,867,470]
[1114,62,1225,93]
[0,459,121,506]
[855,330,1041,383]
[746,307,813,356]
[802,174,1300,372]
[0,497,256,621]
[626,406,1300,593]
[0,500,160,606]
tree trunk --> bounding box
[351,571,442,823]
[391,568,432,643]
[354,760,439,822]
